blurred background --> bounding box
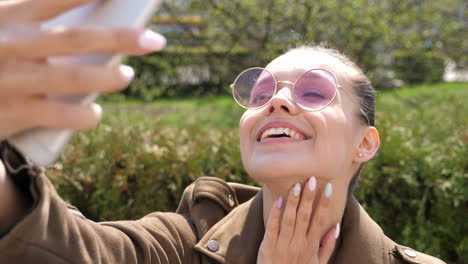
[124,0,468,99]
[47,0,467,263]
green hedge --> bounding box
[47,83,467,263]
[123,47,269,100]
[123,48,449,101]
[394,51,446,84]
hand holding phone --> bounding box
[2,0,164,166]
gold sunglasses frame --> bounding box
[230,67,344,111]
[230,67,371,126]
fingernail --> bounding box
[119,65,135,82]
[138,30,166,51]
[335,223,340,239]
[277,197,283,208]
[293,183,301,197]
[308,176,316,191]
[92,104,102,118]
[325,183,333,198]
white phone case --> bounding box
[9,0,163,166]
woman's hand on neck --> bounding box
[262,176,348,241]
[257,176,342,263]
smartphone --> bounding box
[9,0,163,166]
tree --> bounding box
[124,0,467,99]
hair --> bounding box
[287,45,376,195]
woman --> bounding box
[0,0,446,263]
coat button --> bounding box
[403,249,417,258]
[207,240,220,252]
[228,194,235,207]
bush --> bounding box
[124,47,268,100]
[356,83,467,262]
[123,48,448,101]
[47,83,467,263]
[394,51,446,84]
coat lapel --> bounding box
[333,196,391,264]
[194,189,264,264]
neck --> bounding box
[262,176,348,240]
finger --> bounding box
[0,28,166,60]
[2,98,103,133]
[277,183,301,245]
[293,177,317,237]
[318,224,339,262]
[3,0,94,23]
[0,1,23,25]
[307,183,333,244]
[262,197,283,247]
[41,102,103,130]
[0,62,135,95]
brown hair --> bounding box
[287,45,376,194]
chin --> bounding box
[243,152,348,185]
[243,154,319,184]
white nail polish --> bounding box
[119,65,135,82]
[325,183,333,198]
[293,183,301,197]
[92,104,103,118]
[138,30,166,50]
[308,176,316,191]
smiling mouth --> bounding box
[259,127,305,142]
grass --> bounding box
[97,82,467,132]
[100,95,242,129]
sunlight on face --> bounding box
[239,50,363,184]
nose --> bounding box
[268,86,299,115]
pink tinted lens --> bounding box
[233,68,276,108]
[294,69,337,110]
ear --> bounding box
[353,126,380,163]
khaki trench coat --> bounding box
[0,142,446,264]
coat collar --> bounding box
[194,188,265,264]
[194,189,390,264]
[332,196,390,264]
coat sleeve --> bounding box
[0,168,198,264]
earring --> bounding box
[358,153,363,157]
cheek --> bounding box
[317,110,355,159]
[239,111,254,161]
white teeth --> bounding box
[261,128,272,141]
[260,127,305,141]
[290,130,297,139]
[269,128,276,135]
[295,133,304,140]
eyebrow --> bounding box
[254,74,273,87]
[255,78,270,85]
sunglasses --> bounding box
[231,67,346,112]
[231,67,371,125]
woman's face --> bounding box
[239,51,364,184]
